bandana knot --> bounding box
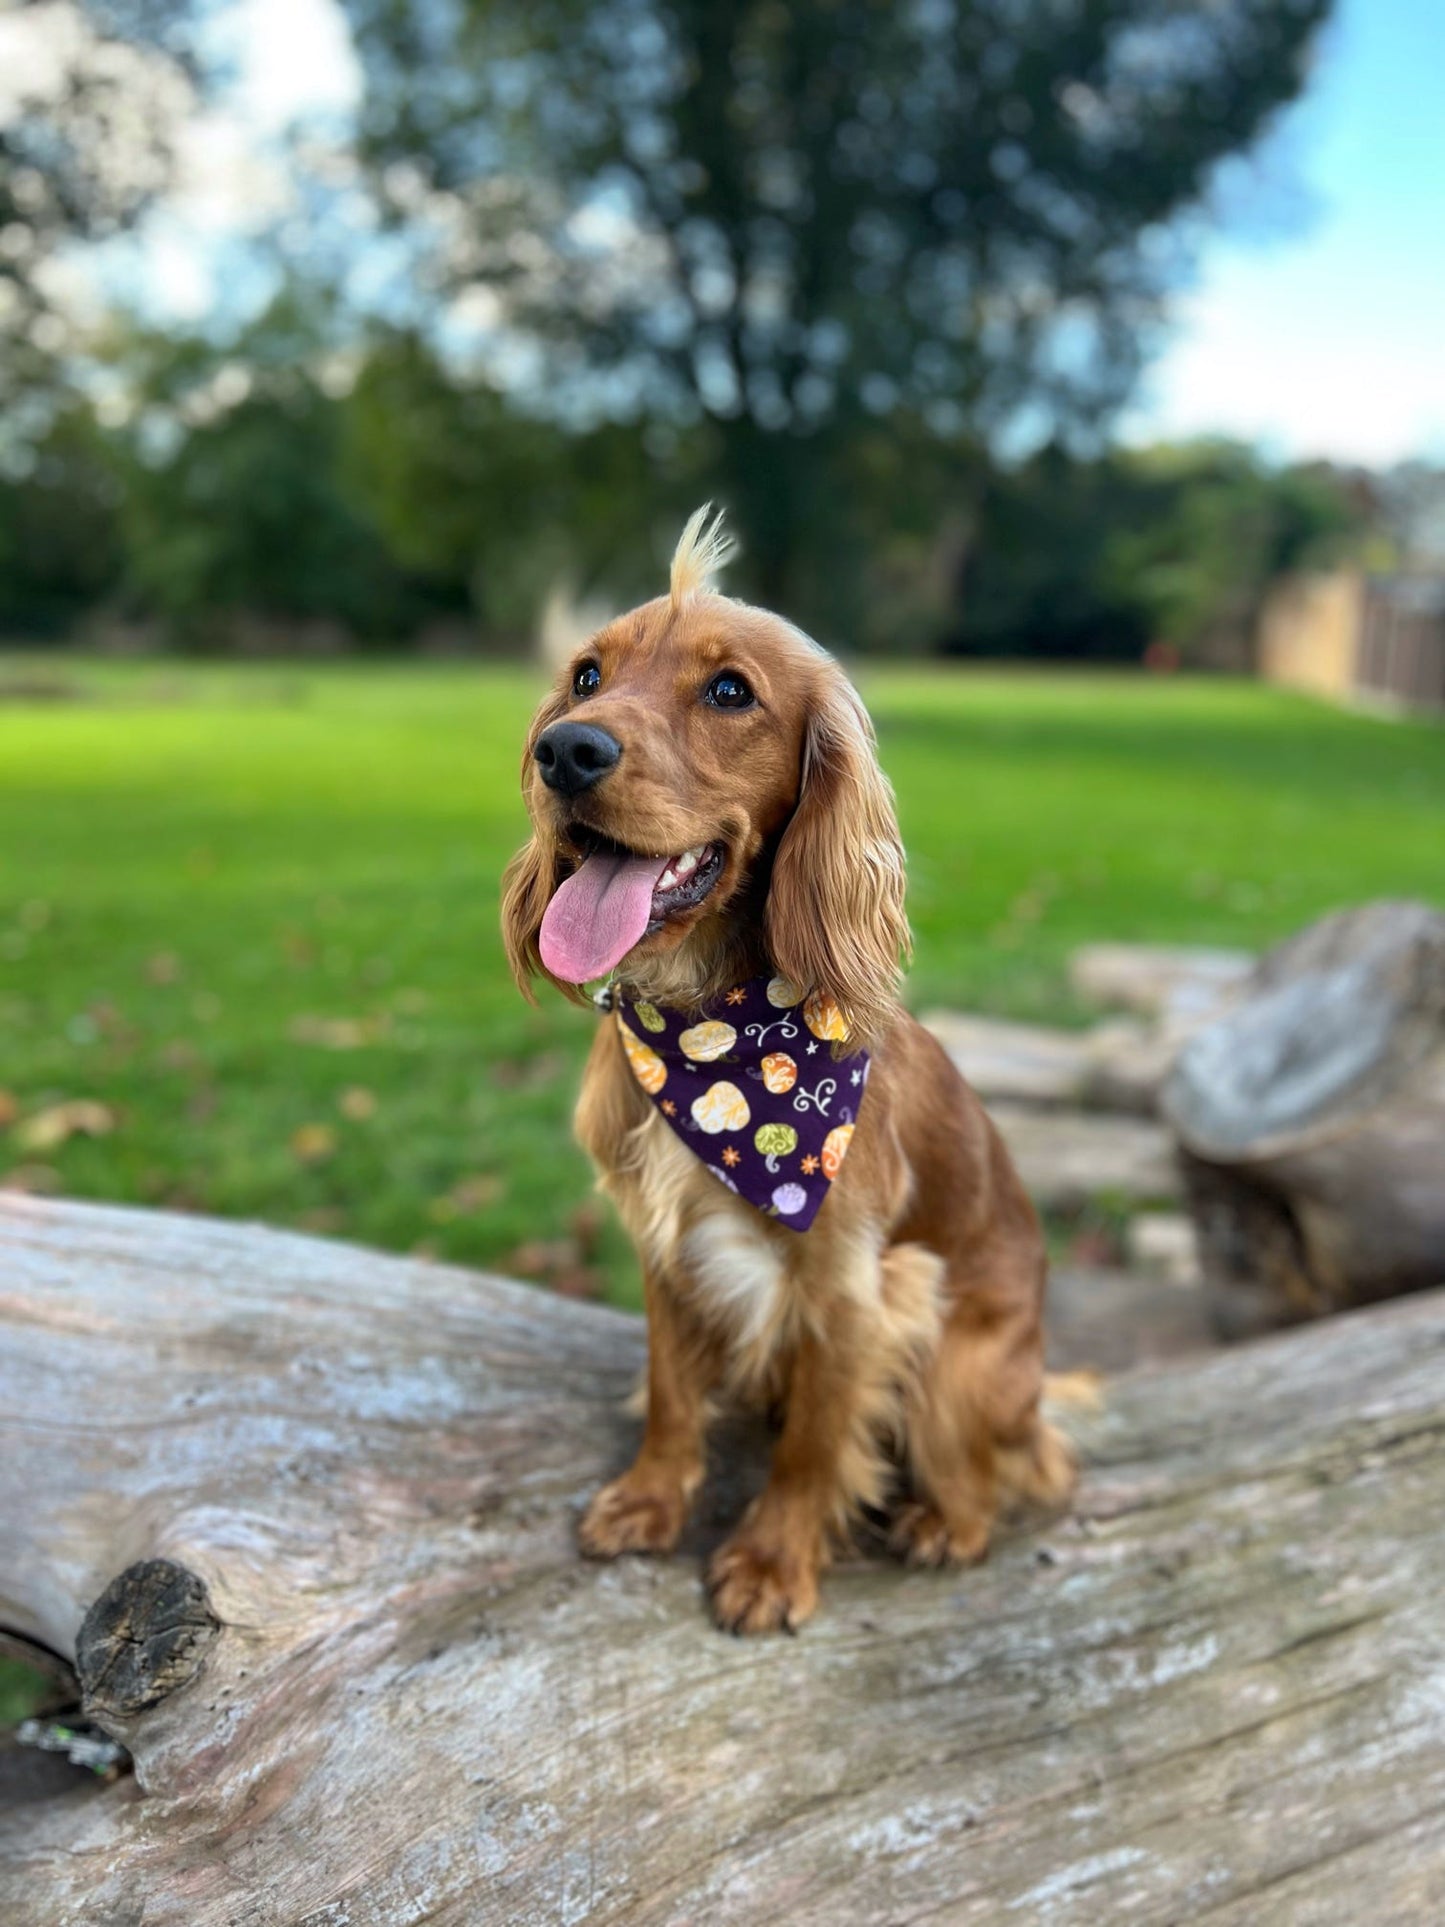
[606,974,870,1230]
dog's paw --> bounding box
[888,1501,991,1569]
[706,1535,819,1635]
[578,1473,688,1559]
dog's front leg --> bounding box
[707,1278,885,1635]
[580,1267,713,1559]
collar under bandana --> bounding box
[607,974,870,1231]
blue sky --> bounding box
[1123,0,1445,464]
[100,0,1445,468]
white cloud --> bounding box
[1127,250,1445,465]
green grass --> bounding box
[2,658,1441,1310]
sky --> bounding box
[78,0,1445,469]
[1121,0,1445,466]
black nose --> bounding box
[534,720,622,797]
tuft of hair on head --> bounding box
[670,502,736,608]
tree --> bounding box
[340,328,669,633]
[949,439,1362,662]
[0,397,126,637]
[0,0,199,433]
[340,0,1331,626]
[1100,440,1361,662]
[106,294,450,647]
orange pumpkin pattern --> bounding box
[761,1051,798,1094]
[618,1018,667,1094]
[821,1122,855,1180]
[804,992,850,1042]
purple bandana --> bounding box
[606,974,870,1231]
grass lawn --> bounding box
[2,656,1442,1312]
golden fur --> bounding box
[502,512,1074,1633]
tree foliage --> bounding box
[0,0,198,427]
[340,0,1331,615]
[956,439,1362,661]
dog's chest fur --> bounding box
[605,1109,798,1380]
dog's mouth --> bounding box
[538,831,725,984]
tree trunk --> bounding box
[1162,901,1445,1338]
[4,1195,1445,1924]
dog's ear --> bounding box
[764,664,910,1052]
[501,829,562,1002]
[500,693,589,1005]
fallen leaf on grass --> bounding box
[570,1199,606,1257]
[289,1013,390,1051]
[298,1207,347,1234]
[428,1173,503,1223]
[491,1051,567,1092]
[0,1091,18,1130]
[507,1236,602,1300]
[15,1100,117,1153]
[145,952,182,985]
[290,1123,338,1163]
[0,1164,62,1195]
[337,1086,378,1121]
[159,1041,203,1073]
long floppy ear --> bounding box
[499,696,589,1006]
[764,665,911,1052]
[501,828,566,1003]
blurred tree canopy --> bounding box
[0,0,199,426]
[955,440,1361,662]
[0,0,1377,659]
[341,0,1330,624]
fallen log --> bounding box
[1163,900,1445,1337]
[923,1010,1171,1114]
[3,1196,1445,1924]
[987,1100,1181,1211]
[1070,942,1254,1021]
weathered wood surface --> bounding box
[923,1010,1171,1114]
[4,1196,1445,1925]
[1070,942,1254,1021]
[1164,900,1445,1336]
[989,1101,1181,1210]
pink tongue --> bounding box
[539,851,671,984]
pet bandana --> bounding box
[602,974,870,1230]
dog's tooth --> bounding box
[676,850,698,875]
[657,867,678,890]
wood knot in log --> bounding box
[76,1559,220,1724]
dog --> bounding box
[502,507,1074,1634]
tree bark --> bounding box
[1163,901,1445,1337]
[4,1195,1445,1924]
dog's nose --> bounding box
[534,720,622,796]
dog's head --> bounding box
[502,507,909,1048]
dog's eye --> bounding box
[705,671,754,710]
[572,662,601,698]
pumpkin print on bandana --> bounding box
[618,1019,667,1094]
[691,1080,750,1134]
[761,1051,797,1094]
[821,1122,854,1180]
[803,991,850,1043]
[610,976,869,1230]
[678,1019,737,1062]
